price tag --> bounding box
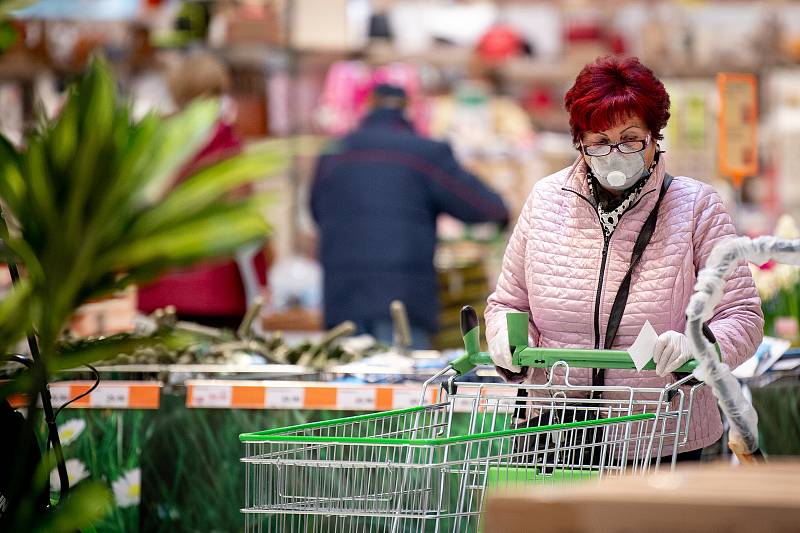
[190,385,232,408]
[337,388,376,410]
[90,386,130,408]
[265,388,304,409]
[392,388,424,409]
[49,386,71,408]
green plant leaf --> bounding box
[47,88,79,181]
[22,137,57,240]
[0,131,23,214]
[111,105,132,151]
[66,57,116,242]
[85,192,272,298]
[0,372,34,402]
[2,236,44,286]
[0,19,18,52]
[0,280,30,349]
[81,266,163,303]
[135,99,220,207]
[32,481,113,533]
[0,0,37,16]
[128,146,286,238]
[70,113,160,274]
[109,112,161,203]
[100,204,270,273]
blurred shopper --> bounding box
[486,56,763,460]
[312,84,508,349]
[137,51,267,328]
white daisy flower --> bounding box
[57,419,86,446]
[50,458,89,491]
[112,468,141,508]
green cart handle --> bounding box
[451,306,698,376]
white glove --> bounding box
[652,330,692,377]
[489,327,521,373]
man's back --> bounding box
[311,107,507,335]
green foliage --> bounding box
[761,282,800,338]
[47,410,148,532]
[0,56,286,529]
[34,482,114,533]
[1,56,282,351]
[0,0,36,16]
[0,279,30,349]
[750,382,800,456]
[0,20,18,53]
[5,448,113,532]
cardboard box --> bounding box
[484,462,800,533]
[70,288,137,337]
[262,307,322,332]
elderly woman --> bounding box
[485,56,763,459]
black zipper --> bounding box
[561,186,656,349]
[593,235,610,349]
[562,188,611,349]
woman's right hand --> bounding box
[488,326,522,373]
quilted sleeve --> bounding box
[692,184,764,369]
[485,191,541,351]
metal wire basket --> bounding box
[240,320,701,533]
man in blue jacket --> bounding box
[311,84,509,348]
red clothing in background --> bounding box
[137,122,267,320]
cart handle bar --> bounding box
[452,306,697,376]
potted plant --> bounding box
[0,56,286,530]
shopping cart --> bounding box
[240,306,702,533]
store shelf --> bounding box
[184,379,517,412]
[10,381,162,410]
[66,363,315,378]
[325,362,443,377]
[185,380,440,410]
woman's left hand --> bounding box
[652,331,693,377]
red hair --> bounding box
[564,56,670,145]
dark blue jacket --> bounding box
[311,108,509,333]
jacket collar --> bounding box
[360,108,414,131]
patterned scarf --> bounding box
[587,176,647,238]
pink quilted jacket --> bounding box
[485,156,764,452]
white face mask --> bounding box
[587,150,647,191]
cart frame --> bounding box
[241,351,702,532]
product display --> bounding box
[52,313,369,369]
